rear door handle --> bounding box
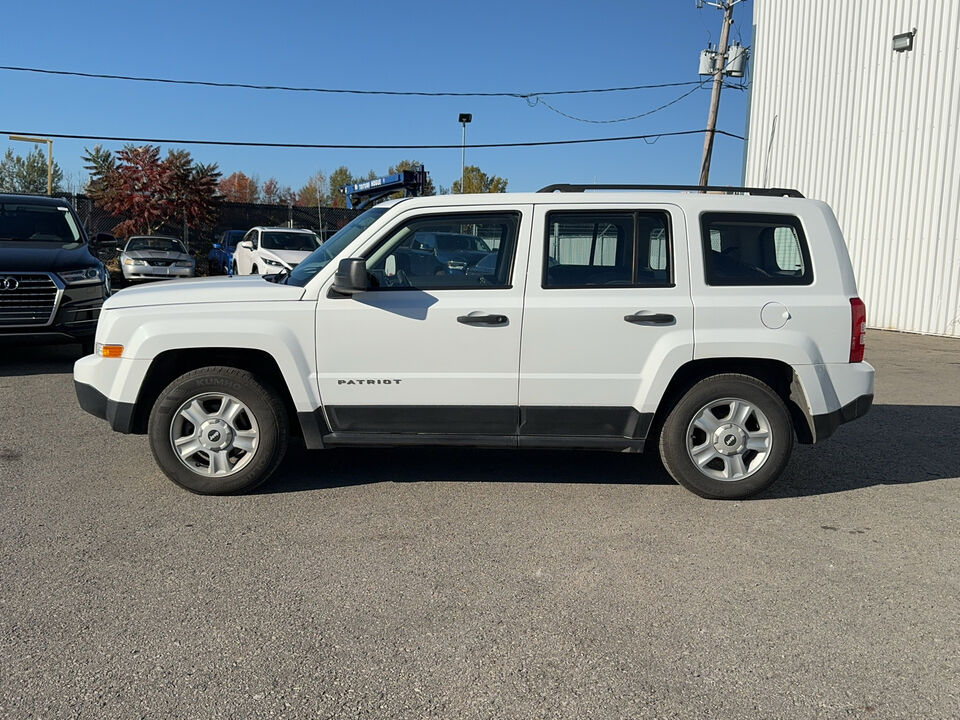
[624,312,676,326]
[458,313,508,326]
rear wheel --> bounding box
[251,264,258,275]
[231,261,238,276]
[147,366,288,494]
[658,373,794,499]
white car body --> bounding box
[75,189,874,497]
[232,226,320,276]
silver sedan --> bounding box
[119,236,195,282]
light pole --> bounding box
[458,113,472,193]
[9,134,54,195]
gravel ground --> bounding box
[0,330,957,719]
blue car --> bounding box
[207,229,246,275]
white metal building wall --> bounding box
[743,1,960,336]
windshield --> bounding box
[126,237,186,253]
[0,203,83,244]
[261,231,320,252]
[285,207,388,287]
[436,234,491,252]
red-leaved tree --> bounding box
[83,144,221,241]
[218,171,260,203]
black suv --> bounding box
[0,194,114,353]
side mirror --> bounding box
[212,243,221,250]
[239,240,254,250]
[332,258,369,295]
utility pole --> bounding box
[698,0,744,186]
[9,135,54,195]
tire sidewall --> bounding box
[148,369,285,494]
[659,375,794,499]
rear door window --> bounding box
[700,213,812,286]
[543,211,672,288]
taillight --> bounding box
[850,297,866,362]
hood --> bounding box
[0,241,99,272]
[262,249,314,267]
[104,274,305,310]
[122,249,192,262]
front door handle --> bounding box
[624,312,676,326]
[458,313,508,326]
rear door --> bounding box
[518,202,694,447]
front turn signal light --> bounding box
[96,343,124,358]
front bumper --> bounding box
[122,265,194,280]
[0,280,105,343]
[74,379,137,433]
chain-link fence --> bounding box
[59,193,361,276]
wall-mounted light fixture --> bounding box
[892,29,916,52]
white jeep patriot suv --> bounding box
[74,185,874,499]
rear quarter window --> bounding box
[700,212,813,286]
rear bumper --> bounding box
[74,380,136,433]
[811,392,873,442]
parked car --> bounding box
[119,236,195,282]
[75,185,874,499]
[232,227,321,276]
[409,231,492,272]
[0,193,112,354]
[208,230,246,275]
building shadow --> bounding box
[258,404,960,498]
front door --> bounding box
[316,205,531,439]
[518,203,694,447]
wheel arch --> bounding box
[131,348,301,437]
[649,358,815,445]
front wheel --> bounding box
[658,373,794,499]
[147,366,288,494]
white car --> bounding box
[75,185,874,499]
[232,227,321,276]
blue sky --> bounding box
[2,0,753,194]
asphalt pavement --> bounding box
[0,330,957,719]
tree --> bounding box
[82,145,116,199]
[84,144,220,239]
[218,171,260,203]
[328,166,353,207]
[0,146,64,194]
[388,159,436,196]
[262,177,295,205]
[451,165,508,194]
[296,171,329,207]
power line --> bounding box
[531,81,709,124]
[0,65,702,98]
[0,128,744,149]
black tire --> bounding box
[147,366,288,494]
[231,261,238,276]
[658,373,794,499]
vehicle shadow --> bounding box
[259,404,960,498]
[0,343,84,377]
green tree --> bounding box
[296,171,329,206]
[0,146,64,194]
[451,165,508,194]
[328,165,354,207]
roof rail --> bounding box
[537,183,804,198]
